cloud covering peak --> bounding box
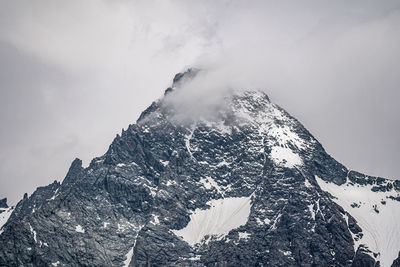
[1,0,400,204]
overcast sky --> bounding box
[0,0,399,205]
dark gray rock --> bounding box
[0,198,7,209]
[352,246,380,267]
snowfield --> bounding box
[316,175,400,267]
[172,196,252,246]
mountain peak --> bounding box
[0,71,399,266]
[172,68,200,86]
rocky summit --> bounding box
[0,70,399,267]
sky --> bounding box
[0,0,399,205]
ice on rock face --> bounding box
[172,196,252,246]
[316,175,400,267]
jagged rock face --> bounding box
[0,71,399,266]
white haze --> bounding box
[0,0,399,204]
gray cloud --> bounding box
[0,0,399,204]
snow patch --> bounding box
[199,177,212,190]
[29,224,37,242]
[160,160,169,167]
[268,125,305,149]
[305,179,313,188]
[75,225,85,233]
[117,220,139,233]
[172,196,252,246]
[283,250,292,256]
[216,160,230,167]
[308,204,315,220]
[270,146,302,168]
[188,255,201,261]
[49,188,59,201]
[238,232,251,240]
[316,175,400,267]
[0,207,13,235]
[165,180,176,186]
[199,176,222,194]
[256,217,271,225]
[152,215,160,224]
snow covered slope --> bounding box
[316,174,400,267]
[172,196,252,246]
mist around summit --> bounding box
[0,6,399,265]
[1,69,400,266]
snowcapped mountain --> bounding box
[0,69,399,266]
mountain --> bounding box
[0,69,399,266]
